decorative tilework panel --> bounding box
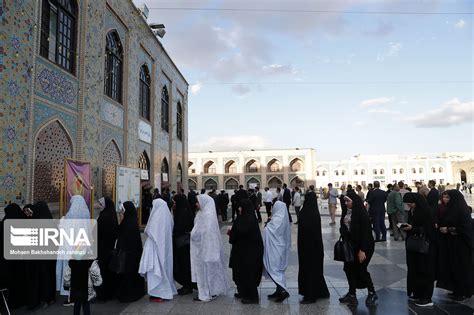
[101,140,121,198]
[33,121,73,202]
[101,125,124,154]
[101,99,124,128]
[33,101,77,139]
[35,58,78,110]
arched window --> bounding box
[400,168,404,174]
[177,163,182,183]
[431,167,436,173]
[316,171,320,176]
[139,65,151,120]
[177,102,183,140]
[268,177,282,189]
[439,167,444,173]
[290,159,304,172]
[361,169,365,175]
[419,168,423,174]
[392,169,397,174]
[104,30,123,102]
[267,159,281,172]
[322,171,327,176]
[225,160,237,174]
[40,0,77,73]
[188,179,197,191]
[225,178,239,190]
[335,170,339,176]
[412,168,416,174]
[380,169,384,175]
[247,177,260,189]
[246,160,258,173]
[354,170,358,175]
[203,161,216,174]
[341,170,346,176]
[161,158,169,182]
[373,169,378,175]
[161,86,169,132]
[290,176,304,188]
[204,179,217,190]
[188,161,196,175]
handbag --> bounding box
[334,237,355,262]
[109,240,127,274]
[174,233,190,249]
[406,229,430,254]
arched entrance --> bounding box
[247,177,260,189]
[102,140,121,198]
[204,178,217,190]
[290,176,305,188]
[33,120,73,203]
[460,169,467,183]
[268,176,282,189]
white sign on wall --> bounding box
[138,121,152,144]
[141,169,149,180]
[116,166,141,212]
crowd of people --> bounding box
[0,179,473,313]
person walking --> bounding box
[387,184,406,241]
[293,187,302,224]
[367,181,387,242]
[263,187,273,220]
[328,183,338,225]
[282,183,293,223]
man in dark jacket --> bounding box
[235,185,249,207]
[426,180,440,213]
[367,181,387,242]
[217,190,230,222]
[283,183,293,222]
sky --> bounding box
[133,0,473,160]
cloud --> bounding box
[190,82,202,95]
[190,135,270,152]
[231,84,252,96]
[368,108,400,114]
[377,42,403,61]
[454,19,466,29]
[359,97,393,108]
[408,98,473,128]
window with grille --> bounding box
[177,102,183,140]
[40,0,77,73]
[104,31,123,102]
[161,86,169,132]
[139,65,151,120]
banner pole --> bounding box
[91,186,94,218]
[60,181,64,217]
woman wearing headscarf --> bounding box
[229,199,263,304]
[0,203,27,309]
[298,187,330,304]
[190,194,229,302]
[263,201,291,302]
[402,192,435,307]
[116,201,145,302]
[96,197,118,301]
[139,198,177,302]
[338,192,377,306]
[435,190,472,301]
[172,194,194,295]
[24,201,56,309]
[56,195,91,306]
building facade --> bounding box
[315,152,474,189]
[2,0,188,207]
[188,149,317,192]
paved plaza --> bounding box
[13,193,474,314]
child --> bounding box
[64,260,102,315]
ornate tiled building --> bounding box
[2,0,189,207]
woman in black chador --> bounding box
[229,199,264,304]
[25,201,57,309]
[435,190,472,301]
[338,192,377,306]
[0,203,27,309]
[96,197,119,301]
[297,186,330,304]
[402,192,435,307]
[172,194,195,295]
[116,201,145,302]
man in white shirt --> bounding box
[264,187,273,220]
[328,183,338,225]
[292,187,302,224]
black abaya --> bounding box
[0,204,27,309]
[25,201,56,309]
[229,199,263,300]
[172,194,194,288]
[435,190,472,297]
[96,197,119,300]
[116,202,145,303]
[297,191,330,300]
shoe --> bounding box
[63,298,74,307]
[339,293,358,305]
[242,298,259,304]
[268,291,280,299]
[150,297,163,303]
[300,298,316,304]
[234,293,242,299]
[178,287,193,295]
[451,295,468,302]
[294,222,298,225]
[408,295,418,302]
[365,293,378,306]
[414,299,433,307]
[329,222,336,226]
[275,291,289,302]
[193,297,204,302]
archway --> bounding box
[290,158,304,172]
[33,120,73,203]
[267,159,281,172]
[204,178,217,190]
[290,176,305,188]
[225,178,239,190]
[102,140,121,198]
[268,176,282,189]
[247,177,260,189]
[188,178,197,191]
[460,169,467,183]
